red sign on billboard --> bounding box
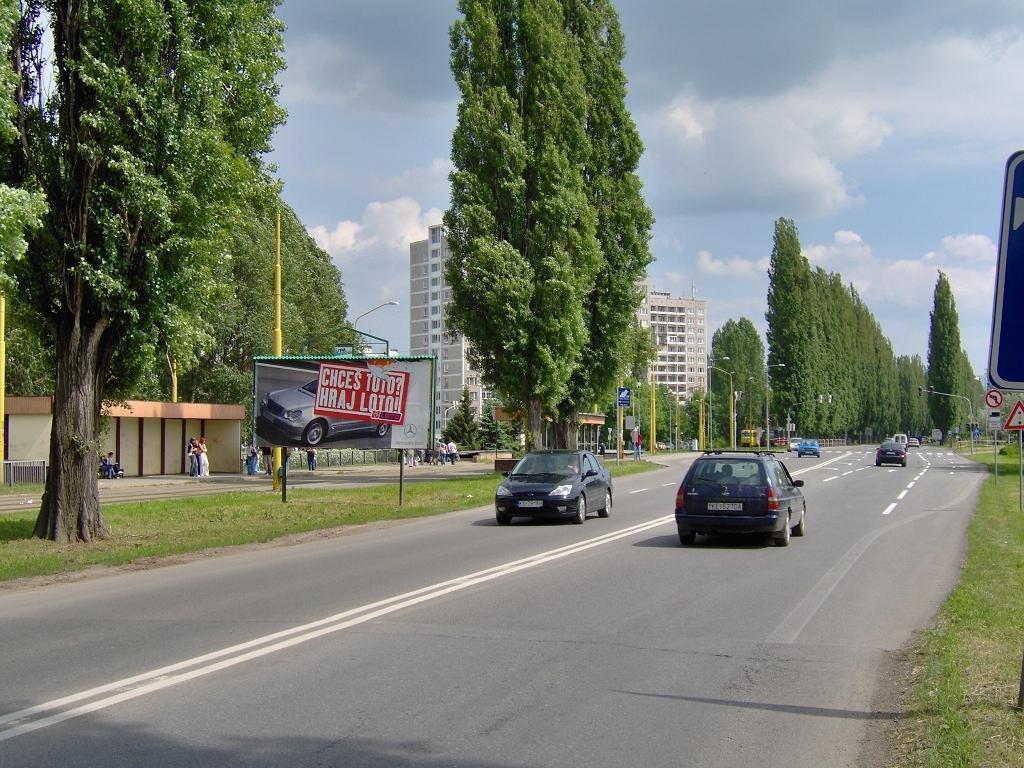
[314,362,410,424]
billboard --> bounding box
[254,356,434,450]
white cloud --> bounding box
[804,230,873,267]
[641,29,1024,217]
[374,158,454,204]
[309,197,443,351]
[802,229,996,312]
[646,90,882,216]
[924,234,996,265]
[697,250,770,279]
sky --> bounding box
[270,0,1024,380]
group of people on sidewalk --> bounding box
[434,440,459,465]
[187,437,210,477]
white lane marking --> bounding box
[661,482,676,487]
[897,490,908,500]
[0,514,675,742]
[823,476,838,483]
[768,477,986,645]
[882,503,897,515]
[907,482,915,488]
[842,471,853,476]
[630,488,648,494]
[789,452,852,476]
[856,467,866,472]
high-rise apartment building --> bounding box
[636,278,708,400]
[409,225,490,434]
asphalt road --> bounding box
[0,448,986,767]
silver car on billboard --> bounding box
[258,379,391,446]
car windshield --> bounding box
[512,453,579,476]
[689,459,763,486]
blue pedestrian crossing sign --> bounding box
[617,387,631,407]
[990,150,1024,389]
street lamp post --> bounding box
[352,300,399,353]
[707,355,729,448]
[711,365,735,450]
[920,386,975,455]
[765,363,786,449]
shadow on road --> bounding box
[633,532,774,549]
[0,715,537,768]
[613,690,914,721]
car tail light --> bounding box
[766,486,779,511]
[675,484,686,511]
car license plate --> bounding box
[518,500,543,508]
[707,501,743,511]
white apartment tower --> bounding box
[409,225,489,434]
[636,278,708,399]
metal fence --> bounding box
[3,459,47,486]
[241,447,406,472]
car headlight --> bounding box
[550,484,573,498]
[496,485,512,497]
[285,408,304,421]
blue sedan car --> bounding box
[796,439,821,458]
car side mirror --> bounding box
[502,471,510,477]
[584,469,598,478]
[793,479,804,487]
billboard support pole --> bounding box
[399,454,405,506]
[272,208,283,491]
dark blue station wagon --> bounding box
[675,452,806,547]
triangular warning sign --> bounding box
[1004,400,1024,430]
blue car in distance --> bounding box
[796,439,821,458]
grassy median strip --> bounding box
[897,451,1024,767]
[0,459,665,584]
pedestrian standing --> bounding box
[187,437,198,477]
[307,447,317,471]
[438,442,448,465]
[197,437,210,476]
[247,444,260,475]
[447,440,458,464]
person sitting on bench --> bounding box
[101,452,124,479]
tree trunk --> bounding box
[33,315,108,542]
[552,417,578,449]
[526,396,544,451]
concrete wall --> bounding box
[204,420,242,473]
[7,414,51,462]
[164,419,185,474]
[118,417,141,476]
[141,418,162,476]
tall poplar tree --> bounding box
[552,0,653,446]
[445,0,600,449]
[709,318,765,439]
[765,218,813,434]
[926,272,962,439]
[6,2,286,541]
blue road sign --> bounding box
[990,150,1024,389]
[617,387,631,407]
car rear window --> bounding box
[689,459,764,486]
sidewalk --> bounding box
[0,458,496,513]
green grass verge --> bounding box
[0,459,665,583]
[897,452,1024,767]
[0,482,44,496]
